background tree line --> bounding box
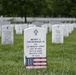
[0,0,76,22]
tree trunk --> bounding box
[24,14,27,23]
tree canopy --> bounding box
[0,0,76,22]
[51,0,76,17]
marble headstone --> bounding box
[22,24,28,31]
[0,21,10,25]
[61,24,69,37]
[2,25,14,44]
[27,24,36,28]
[75,23,76,28]
[0,25,2,36]
[24,27,47,69]
[41,24,48,33]
[48,24,53,32]
[32,22,44,27]
[15,24,22,34]
[52,25,64,43]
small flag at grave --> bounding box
[26,57,47,69]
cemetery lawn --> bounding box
[0,29,76,75]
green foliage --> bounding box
[0,0,2,15]
[51,0,76,17]
[0,28,76,75]
[0,0,76,20]
[1,0,49,22]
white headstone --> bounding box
[22,24,28,31]
[15,24,22,34]
[32,22,44,27]
[28,24,36,28]
[0,21,10,25]
[41,24,48,33]
[75,23,76,28]
[48,24,53,32]
[10,24,15,28]
[0,25,2,36]
[72,23,75,28]
[24,27,47,69]
[67,23,73,33]
[2,25,14,44]
[61,24,69,37]
[70,24,75,32]
[52,25,64,43]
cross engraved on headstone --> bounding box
[7,27,8,29]
[34,30,38,35]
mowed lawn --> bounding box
[0,28,76,75]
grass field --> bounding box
[0,28,76,75]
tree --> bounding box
[32,0,50,17]
[69,0,76,17]
[1,0,49,23]
[51,0,73,17]
[51,0,76,17]
[0,0,3,16]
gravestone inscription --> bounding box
[24,27,47,69]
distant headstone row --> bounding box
[52,23,75,43]
[0,23,76,45]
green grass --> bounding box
[0,28,76,75]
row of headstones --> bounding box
[24,23,76,69]
[24,24,76,69]
[0,23,76,69]
[52,23,76,43]
[0,24,38,44]
[0,21,76,35]
[0,23,48,36]
[0,23,76,44]
[8,23,76,35]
